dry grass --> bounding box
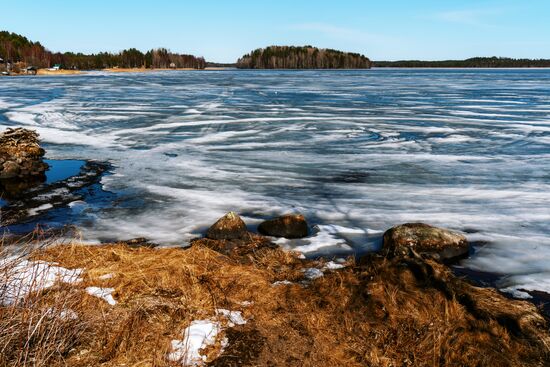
[0,238,549,366]
[36,69,81,75]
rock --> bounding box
[192,232,278,261]
[257,214,309,239]
[206,212,248,240]
[382,223,469,261]
[0,161,20,179]
[0,128,49,180]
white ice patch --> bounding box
[168,309,247,366]
[215,309,247,326]
[302,268,324,280]
[169,320,221,366]
[27,203,54,216]
[0,257,83,306]
[85,287,117,305]
[277,224,360,254]
[322,261,346,271]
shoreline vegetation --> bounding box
[0,31,206,73]
[1,129,550,366]
[373,57,550,68]
[1,216,550,366]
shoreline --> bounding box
[103,67,230,73]
[1,215,549,366]
[3,67,549,78]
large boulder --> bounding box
[0,128,48,179]
[257,214,309,239]
[382,223,469,261]
[206,212,248,240]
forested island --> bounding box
[374,57,550,68]
[0,31,205,70]
[236,46,372,69]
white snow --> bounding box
[322,261,346,270]
[98,273,115,280]
[302,268,324,280]
[216,309,247,326]
[168,320,222,366]
[0,257,83,306]
[27,203,54,216]
[85,287,117,305]
[168,309,248,366]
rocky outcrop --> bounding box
[257,214,309,239]
[0,128,48,179]
[206,212,248,240]
[197,212,279,260]
[383,223,469,261]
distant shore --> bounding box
[103,67,229,73]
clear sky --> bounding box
[1,0,549,63]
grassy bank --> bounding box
[1,235,549,367]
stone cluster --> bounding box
[0,128,49,179]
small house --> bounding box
[48,64,61,71]
[169,62,176,69]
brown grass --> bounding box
[0,239,549,366]
[36,69,81,75]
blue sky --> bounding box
[1,0,549,62]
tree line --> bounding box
[374,57,550,68]
[0,31,205,69]
[237,46,372,69]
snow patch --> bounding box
[302,268,324,280]
[85,287,117,305]
[323,261,346,270]
[168,309,248,365]
[216,309,247,326]
[0,257,83,306]
[169,320,221,366]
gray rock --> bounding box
[382,223,469,261]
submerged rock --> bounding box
[206,212,248,240]
[383,223,469,261]
[0,128,49,179]
[257,214,309,239]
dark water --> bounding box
[0,68,549,299]
[44,159,82,183]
